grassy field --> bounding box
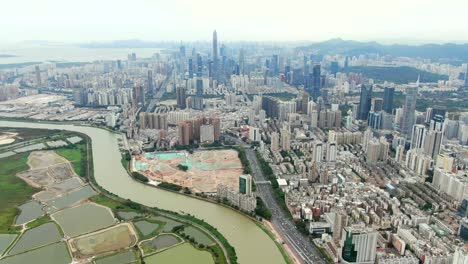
[90,195,129,212]
[0,127,62,142]
[25,215,51,229]
[0,153,39,233]
[55,143,86,177]
[343,66,448,84]
[373,91,468,113]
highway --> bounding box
[224,135,326,264]
[146,68,172,113]
[245,148,326,264]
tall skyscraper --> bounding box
[212,30,219,82]
[272,54,279,76]
[261,96,279,119]
[368,111,382,130]
[326,142,337,162]
[332,211,348,241]
[312,141,323,163]
[238,48,245,75]
[35,65,42,87]
[147,70,154,94]
[139,112,147,129]
[424,130,443,159]
[271,131,279,152]
[193,53,204,110]
[179,45,186,58]
[249,126,260,142]
[133,86,145,106]
[195,78,204,97]
[312,64,321,100]
[341,226,377,264]
[382,87,395,114]
[401,87,418,136]
[197,53,203,77]
[188,58,194,79]
[371,98,383,112]
[178,121,192,146]
[330,61,339,77]
[428,115,444,134]
[281,125,291,151]
[410,124,426,149]
[239,174,253,196]
[200,124,215,143]
[176,86,187,110]
[210,117,221,141]
[358,85,373,120]
[192,96,204,110]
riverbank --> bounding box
[77,132,236,264]
[0,120,287,264]
[125,149,296,264]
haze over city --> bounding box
[2,0,468,44]
[1,1,468,264]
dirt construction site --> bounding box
[17,151,78,188]
[133,149,243,193]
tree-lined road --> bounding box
[244,148,326,264]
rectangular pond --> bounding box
[0,242,71,264]
[181,226,214,246]
[8,222,62,256]
[143,242,214,264]
[134,220,161,237]
[71,224,136,258]
[52,202,115,237]
[44,185,97,213]
[15,200,44,225]
[95,249,136,264]
[0,234,17,255]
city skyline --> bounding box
[1,2,468,263]
[2,0,468,44]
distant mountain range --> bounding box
[0,54,18,58]
[77,38,468,63]
[301,38,468,63]
[79,39,174,49]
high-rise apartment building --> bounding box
[281,125,291,151]
[178,121,192,146]
[271,132,279,152]
[212,30,218,82]
[239,174,253,196]
[147,70,154,93]
[200,124,215,143]
[35,65,42,87]
[401,87,418,136]
[176,86,187,110]
[341,226,377,264]
[382,87,395,114]
[423,130,443,159]
[358,85,373,120]
[410,124,426,149]
[312,64,321,100]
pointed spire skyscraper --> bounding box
[212,30,219,82]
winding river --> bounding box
[0,121,285,264]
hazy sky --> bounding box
[2,0,468,44]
